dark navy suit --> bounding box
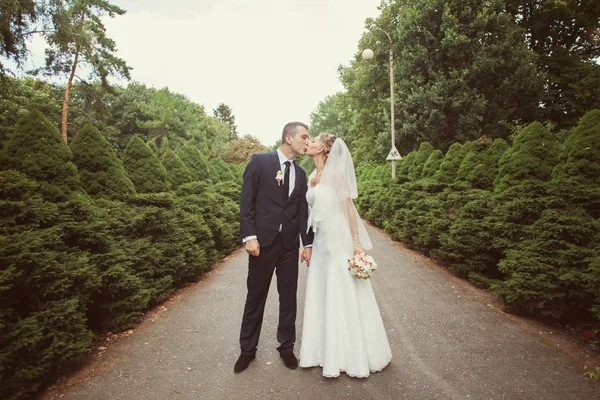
[239,151,314,356]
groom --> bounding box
[235,122,314,373]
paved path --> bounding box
[42,225,599,400]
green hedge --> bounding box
[0,111,241,400]
[357,110,600,321]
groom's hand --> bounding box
[245,239,260,257]
[301,247,312,266]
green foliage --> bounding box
[434,142,468,184]
[492,111,600,319]
[0,96,243,397]
[203,116,231,157]
[178,143,211,181]
[466,139,508,190]
[504,0,600,129]
[340,0,543,156]
[161,149,192,190]
[123,192,214,299]
[397,151,416,178]
[495,122,559,191]
[123,135,167,193]
[422,149,443,178]
[551,110,600,217]
[38,0,131,86]
[493,208,598,318]
[0,298,93,400]
[0,78,62,148]
[224,135,266,164]
[357,111,599,321]
[436,190,501,284]
[209,156,236,182]
[1,110,80,200]
[408,142,435,180]
[70,124,135,199]
[0,0,37,73]
[309,92,354,138]
[0,170,97,400]
[176,183,240,259]
[213,103,238,140]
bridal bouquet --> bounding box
[348,254,377,280]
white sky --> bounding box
[24,0,381,147]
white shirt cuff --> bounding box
[242,235,257,243]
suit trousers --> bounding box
[239,233,299,356]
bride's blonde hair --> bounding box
[318,133,337,156]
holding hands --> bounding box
[301,247,312,266]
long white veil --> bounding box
[308,138,372,251]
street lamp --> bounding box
[362,28,402,179]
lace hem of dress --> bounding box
[299,357,392,379]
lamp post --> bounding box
[362,28,401,179]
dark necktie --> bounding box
[283,161,291,202]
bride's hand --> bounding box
[301,247,312,266]
[354,248,367,256]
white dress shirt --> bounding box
[277,147,296,198]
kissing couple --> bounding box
[236,121,392,378]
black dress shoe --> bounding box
[280,352,298,369]
[234,354,255,373]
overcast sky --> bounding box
[88,0,383,146]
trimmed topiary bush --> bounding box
[123,135,167,193]
[178,143,211,181]
[422,149,443,178]
[434,142,469,184]
[408,142,435,180]
[161,149,192,190]
[70,124,135,199]
[0,110,80,200]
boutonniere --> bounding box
[275,170,283,186]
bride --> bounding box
[299,133,392,378]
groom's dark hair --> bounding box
[282,122,309,143]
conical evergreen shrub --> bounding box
[178,143,211,181]
[455,137,493,183]
[0,110,80,200]
[397,151,416,178]
[434,142,470,184]
[492,112,600,319]
[494,122,559,191]
[123,135,167,193]
[176,182,239,258]
[551,109,600,218]
[466,139,508,190]
[492,208,597,318]
[70,124,135,199]
[422,150,443,178]
[490,122,560,250]
[436,190,500,286]
[161,149,192,190]
[209,156,236,182]
[408,142,435,180]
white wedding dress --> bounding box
[299,140,392,378]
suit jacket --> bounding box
[240,151,314,250]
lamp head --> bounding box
[362,48,374,60]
